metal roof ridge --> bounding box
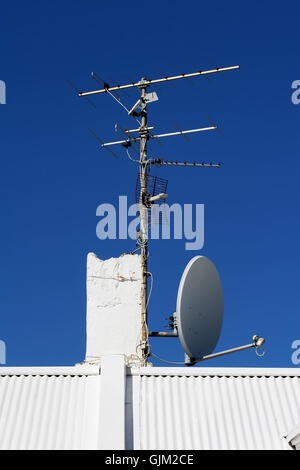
[0,364,100,376]
[128,366,300,377]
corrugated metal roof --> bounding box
[0,373,101,450]
[1,365,300,450]
[131,371,300,450]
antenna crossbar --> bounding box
[152,126,216,139]
[101,126,216,147]
[153,159,221,168]
[78,65,240,97]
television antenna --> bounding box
[78,64,241,365]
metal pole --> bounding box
[139,80,149,363]
[149,331,178,338]
[185,342,256,366]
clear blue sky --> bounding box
[0,0,299,368]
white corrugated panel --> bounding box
[132,374,300,450]
[0,374,101,450]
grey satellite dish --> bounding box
[176,256,224,361]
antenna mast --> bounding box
[78,64,240,365]
[139,80,150,359]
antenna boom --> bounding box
[78,65,240,97]
[101,126,216,147]
[154,160,221,168]
[152,126,216,139]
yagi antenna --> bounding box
[151,159,221,168]
[79,65,239,96]
[76,64,240,365]
[101,124,217,148]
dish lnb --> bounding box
[253,335,265,348]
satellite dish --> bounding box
[176,256,224,361]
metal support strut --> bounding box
[185,335,266,366]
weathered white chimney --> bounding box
[85,252,143,366]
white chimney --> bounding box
[85,252,143,366]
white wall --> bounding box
[85,253,143,364]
